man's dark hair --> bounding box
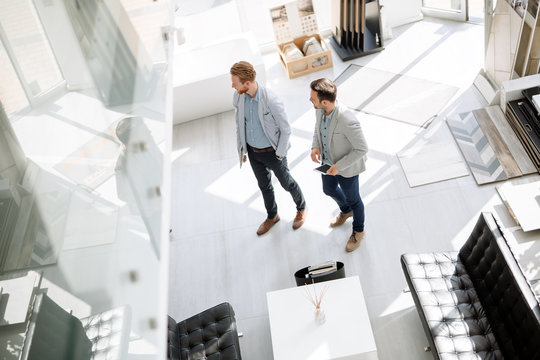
[310,78,337,103]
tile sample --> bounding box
[473,107,522,177]
[483,105,536,174]
[448,106,536,185]
[335,64,458,127]
[398,141,469,187]
[447,111,507,184]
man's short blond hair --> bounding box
[230,61,256,83]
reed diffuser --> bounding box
[304,282,329,325]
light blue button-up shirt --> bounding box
[244,90,271,149]
[320,108,335,165]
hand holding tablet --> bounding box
[314,164,331,174]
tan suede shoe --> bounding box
[292,208,307,230]
[257,215,280,235]
[330,211,353,227]
[346,230,365,252]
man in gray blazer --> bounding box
[309,78,368,252]
[230,61,307,235]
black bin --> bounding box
[294,261,345,286]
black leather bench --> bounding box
[401,212,540,360]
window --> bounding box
[0,0,63,113]
[0,40,28,116]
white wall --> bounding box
[380,0,423,29]
[177,0,422,50]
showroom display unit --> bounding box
[511,0,540,78]
[479,0,540,104]
[330,0,384,61]
[500,74,540,174]
[505,96,540,173]
[270,0,333,78]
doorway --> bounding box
[422,0,487,22]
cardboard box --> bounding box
[270,1,333,79]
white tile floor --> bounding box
[168,17,540,360]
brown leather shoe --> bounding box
[257,215,280,235]
[330,211,353,227]
[292,208,307,230]
[346,230,365,252]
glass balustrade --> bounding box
[0,0,172,358]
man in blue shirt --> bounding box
[231,61,307,235]
[309,78,368,252]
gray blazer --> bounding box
[312,103,368,178]
[233,83,291,158]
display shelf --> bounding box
[330,0,384,61]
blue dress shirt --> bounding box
[244,91,272,149]
[320,108,335,165]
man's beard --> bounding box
[237,86,248,94]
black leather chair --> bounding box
[167,302,242,360]
[401,212,540,360]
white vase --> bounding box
[314,306,326,325]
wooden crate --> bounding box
[270,1,333,79]
[277,33,333,79]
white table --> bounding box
[266,276,378,360]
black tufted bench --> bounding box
[401,212,540,360]
[167,302,242,360]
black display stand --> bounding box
[294,261,346,286]
[330,0,384,61]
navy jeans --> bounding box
[321,174,365,232]
[248,147,306,219]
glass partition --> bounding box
[0,0,172,358]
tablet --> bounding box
[314,164,331,174]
